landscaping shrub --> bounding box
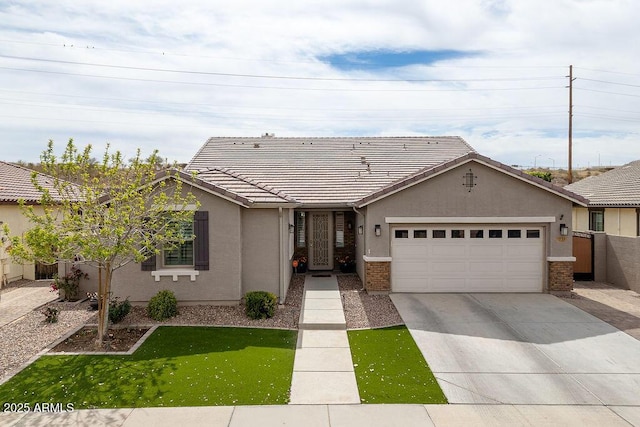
[245,291,278,320]
[42,307,59,323]
[109,296,131,324]
[147,290,178,321]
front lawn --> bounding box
[348,325,447,404]
[0,326,297,408]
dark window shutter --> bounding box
[194,211,209,271]
[141,253,157,271]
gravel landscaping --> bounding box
[338,274,404,329]
[0,273,404,380]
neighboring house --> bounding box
[0,161,62,284]
[107,136,587,305]
[566,161,640,292]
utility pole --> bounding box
[567,65,575,183]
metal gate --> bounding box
[35,262,58,280]
[573,231,593,281]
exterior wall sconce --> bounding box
[375,224,381,236]
[358,225,363,235]
[560,223,568,236]
[289,223,295,233]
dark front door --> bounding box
[308,212,333,270]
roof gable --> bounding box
[354,153,589,207]
[565,160,640,207]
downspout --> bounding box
[352,206,366,289]
[278,207,285,303]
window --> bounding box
[526,230,540,238]
[507,230,522,238]
[470,229,484,238]
[163,220,194,267]
[489,229,503,238]
[335,212,344,248]
[142,211,209,272]
[589,209,604,232]
[432,230,446,238]
[414,230,427,238]
[395,229,409,238]
[296,212,306,247]
[451,229,465,238]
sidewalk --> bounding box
[289,274,360,404]
[2,403,637,426]
[0,281,57,327]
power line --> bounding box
[575,87,640,98]
[0,88,565,113]
[0,54,566,83]
[0,39,566,69]
[0,66,565,92]
[575,66,640,78]
[579,78,640,88]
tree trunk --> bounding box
[95,264,113,347]
[96,266,104,347]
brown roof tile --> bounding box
[0,161,68,203]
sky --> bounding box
[1,0,639,169]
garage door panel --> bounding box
[469,245,503,257]
[430,245,462,257]
[392,225,544,293]
[507,245,542,258]
[506,262,541,274]
[431,261,467,273]
[468,261,504,274]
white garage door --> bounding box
[391,226,544,292]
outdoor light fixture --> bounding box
[358,225,363,235]
[560,223,568,236]
[289,223,295,233]
[375,224,381,236]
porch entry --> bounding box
[308,212,334,270]
[573,231,594,280]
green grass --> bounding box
[0,326,297,408]
[348,325,447,404]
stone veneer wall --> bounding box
[364,261,391,292]
[548,261,574,292]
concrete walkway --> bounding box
[2,403,638,426]
[567,281,640,340]
[289,274,360,404]
[0,281,58,327]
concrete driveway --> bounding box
[391,293,640,406]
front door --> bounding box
[309,212,333,270]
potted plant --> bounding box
[336,256,356,273]
[87,292,99,311]
[292,256,308,273]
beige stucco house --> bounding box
[105,136,587,304]
[0,161,62,285]
[566,161,640,292]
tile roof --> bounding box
[565,160,640,206]
[186,136,476,205]
[0,161,67,203]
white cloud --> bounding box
[0,0,638,169]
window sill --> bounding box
[151,269,199,282]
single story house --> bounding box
[107,136,587,304]
[566,161,640,292]
[0,161,62,284]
